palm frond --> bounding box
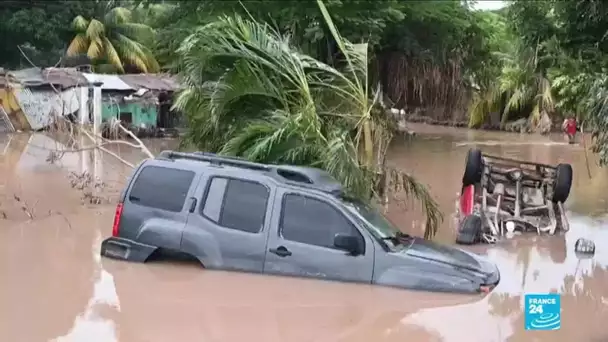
[141,47,161,73]
[72,16,89,32]
[381,167,442,239]
[105,7,132,26]
[468,84,502,128]
[66,34,88,56]
[87,38,104,60]
[115,23,155,42]
[86,19,106,41]
[112,33,149,72]
[103,37,124,73]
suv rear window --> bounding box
[128,165,195,212]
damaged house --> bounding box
[118,74,182,130]
[0,67,88,132]
[82,73,182,137]
[0,68,182,137]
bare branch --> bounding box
[110,118,154,158]
[13,194,36,219]
[81,127,137,168]
[17,45,38,69]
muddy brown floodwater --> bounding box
[1,125,608,342]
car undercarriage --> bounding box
[456,149,573,245]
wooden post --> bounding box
[79,85,90,175]
[92,82,103,137]
[92,81,104,182]
[581,121,592,179]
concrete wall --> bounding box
[13,87,80,130]
[101,101,158,128]
[0,85,159,131]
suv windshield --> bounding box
[341,199,411,251]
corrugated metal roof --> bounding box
[45,68,89,88]
[119,74,181,91]
[82,73,133,91]
[9,67,89,88]
[10,68,45,86]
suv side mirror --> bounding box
[333,234,362,255]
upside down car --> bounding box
[456,148,572,245]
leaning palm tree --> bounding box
[66,7,160,73]
[173,0,442,238]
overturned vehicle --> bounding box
[456,148,573,245]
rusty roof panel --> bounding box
[9,67,89,89]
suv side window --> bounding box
[128,165,195,212]
[202,177,269,233]
[280,194,362,250]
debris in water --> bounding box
[68,171,107,205]
[574,238,595,258]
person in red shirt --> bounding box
[562,115,578,144]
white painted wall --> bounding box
[79,87,89,125]
[13,87,82,130]
[92,85,102,136]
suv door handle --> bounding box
[269,246,292,257]
[188,197,197,213]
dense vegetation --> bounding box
[3,0,608,237]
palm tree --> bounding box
[66,7,160,73]
[172,0,443,238]
[468,43,554,129]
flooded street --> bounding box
[1,125,608,342]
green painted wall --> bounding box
[101,102,158,127]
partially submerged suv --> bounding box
[101,151,500,294]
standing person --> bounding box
[562,115,578,144]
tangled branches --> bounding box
[68,171,106,205]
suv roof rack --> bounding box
[157,151,343,194]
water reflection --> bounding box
[105,260,473,342]
[0,134,12,155]
[1,126,608,341]
[403,296,516,342]
[401,213,608,341]
[53,230,120,342]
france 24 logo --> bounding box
[524,294,561,330]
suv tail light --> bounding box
[479,284,494,294]
[112,202,124,237]
[459,185,475,217]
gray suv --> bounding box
[101,151,500,294]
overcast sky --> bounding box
[472,1,506,11]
